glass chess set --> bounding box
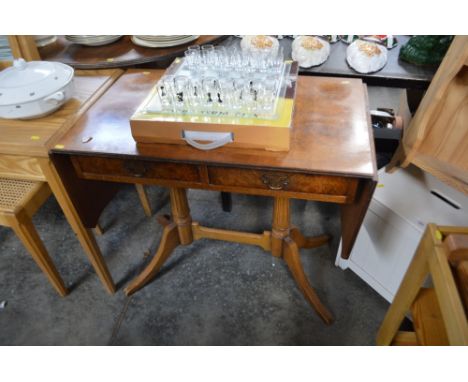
[130,44,299,152]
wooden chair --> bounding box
[377,224,468,345]
[0,178,68,296]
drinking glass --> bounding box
[188,44,200,52]
[157,75,175,111]
[217,78,238,111]
[173,75,190,112]
[213,46,227,69]
[241,79,259,114]
[184,50,199,68]
[202,77,220,110]
[229,77,246,112]
[259,76,278,113]
[201,44,215,67]
[273,46,284,72]
[187,79,203,112]
[228,48,242,70]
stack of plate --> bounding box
[0,35,13,61]
[34,35,57,48]
[65,35,123,46]
[131,35,199,48]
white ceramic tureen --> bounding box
[0,58,74,119]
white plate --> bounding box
[35,35,57,47]
[135,35,193,42]
[131,35,199,48]
[65,35,123,46]
[66,35,119,41]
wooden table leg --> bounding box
[290,226,330,249]
[271,197,290,257]
[135,184,152,217]
[126,189,333,324]
[283,237,333,324]
[38,158,116,294]
[170,187,193,245]
[10,217,68,297]
[271,197,334,324]
[125,188,192,295]
[125,222,180,295]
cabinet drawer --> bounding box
[72,156,201,184]
[208,166,358,201]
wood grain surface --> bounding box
[387,36,468,194]
[0,69,123,157]
[53,70,376,179]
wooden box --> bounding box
[130,59,298,152]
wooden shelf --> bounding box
[39,35,228,69]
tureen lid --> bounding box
[0,59,74,106]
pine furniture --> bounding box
[377,224,468,345]
[0,69,123,294]
[387,36,468,194]
[0,178,67,296]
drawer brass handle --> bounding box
[261,173,289,190]
[123,161,148,178]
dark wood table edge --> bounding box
[300,70,432,90]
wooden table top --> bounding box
[0,69,123,157]
[39,36,227,69]
[53,69,377,179]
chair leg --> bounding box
[135,184,152,217]
[220,192,232,212]
[93,223,104,236]
[10,218,68,297]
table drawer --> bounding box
[72,156,201,184]
[208,166,358,200]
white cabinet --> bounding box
[336,165,468,302]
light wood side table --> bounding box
[0,69,123,293]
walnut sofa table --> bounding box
[50,69,377,324]
[0,69,122,294]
